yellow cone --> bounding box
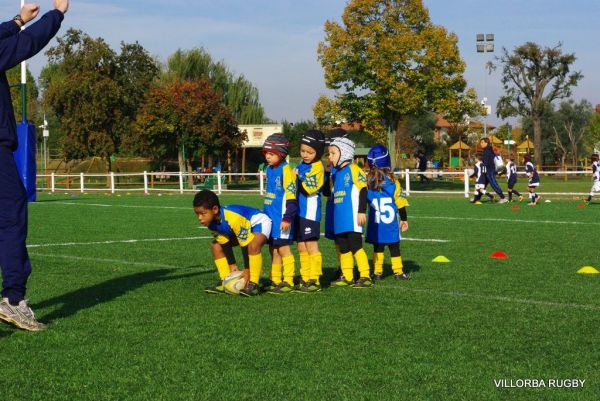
[432,256,450,263]
[577,266,600,274]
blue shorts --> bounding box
[269,237,294,247]
[295,217,320,242]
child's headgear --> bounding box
[262,133,290,160]
[300,129,325,160]
[325,128,348,145]
[367,144,391,169]
[330,137,355,167]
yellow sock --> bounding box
[354,248,370,278]
[282,255,295,285]
[340,252,354,281]
[270,263,283,285]
[249,253,262,284]
[299,251,311,282]
[214,257,230,280]
[309,252,322,284]
[391,256,404,274]
[373,252,384,275]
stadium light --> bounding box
[476,33,494,137]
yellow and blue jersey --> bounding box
[332,163,367,234]
[366,176,408,244]
[264,161,297,239]
[296,160,324,222]
[208,205,264,247]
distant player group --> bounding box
[469,138,600,206]
[193,129,409,296]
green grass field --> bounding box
[2,192,599,400]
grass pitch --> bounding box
[1,192,599,401]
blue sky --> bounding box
[7,0,600,125]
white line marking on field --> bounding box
[383,286,600,311]
[29,252,214,271]
[34,201,190,211]
[412,215,600,226]
[28,236,213,249]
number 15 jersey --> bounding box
[366,176,407,244]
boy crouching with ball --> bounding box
[193,190,271,296]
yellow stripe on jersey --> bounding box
[283,164,297,201]
[301,162,324,195]
[222,209,255,247]
[393,178,409,209]
[211,231,230,245]
[350,164,367,191]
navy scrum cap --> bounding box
[300,129,325,159]
[262,133,290,159]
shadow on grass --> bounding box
[32,269,209,323]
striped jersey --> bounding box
[296,160,324,222]
[525,162,540,184]
[593,161,599,182]
[332,163,367,234]
[474,161,487,185]
[264,161,296,239]
[506,161,518,182]
[366,176,408,244]
[209,205,265,247]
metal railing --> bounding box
[35,169,595,197]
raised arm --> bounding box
[0,3,66,72]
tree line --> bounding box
[10,28,269,172]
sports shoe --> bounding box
[297,280,322,294]
[527,202,537,206]
[205,283,225,295]
[269,282,294,295]
[372,273,383,281]
[394,273,411,280]
[293,280,307,292]
[0,298,47,331]
[240,282,260,297]
[331,276,354,287]
[353,277,374,288]
[261,280,276,292]
[518,195,524,202]
[498,198,509,204]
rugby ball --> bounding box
[223,271,247,295]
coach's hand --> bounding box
[20,4,40,23]
[357,213,366,226]
[54,0,69,14]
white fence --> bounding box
[36,169,594,197]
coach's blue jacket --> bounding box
[0,10,63,151]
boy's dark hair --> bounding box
[193,190,220,209]
[475,152,483,160]
[592,154,599,161]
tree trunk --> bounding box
[177,146,185,173]
[532,116,543,166]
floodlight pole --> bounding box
[476,33,494,138]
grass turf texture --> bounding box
[1,193,599,401]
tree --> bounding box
[312,95,341,128]
[318,0,472,165]
[41,29,159,169]
[550,100,592,167]
[495,42,583,164]
[587,111,600,151]
[165,48,268,124]
[133,80,242,175]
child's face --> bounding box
[328,146,340,166]
[300,144,317,164]
[264,151,281,166]
[194,205,219,227]
[479,140,488,148]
